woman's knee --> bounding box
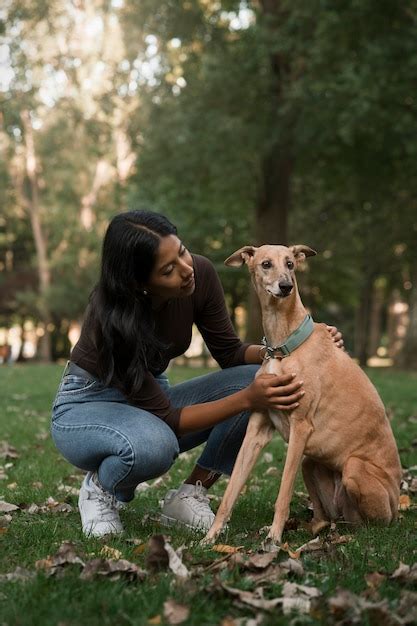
[128,423,180,479]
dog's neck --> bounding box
[257,283,308,347]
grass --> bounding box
[0,363,416,626]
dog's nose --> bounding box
[279,282,293,296]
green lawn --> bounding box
[0,363,416,626]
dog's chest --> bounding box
[262,359,291,442]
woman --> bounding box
[51,210,343,537]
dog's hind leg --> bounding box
[342,457,395,524]
[302,458,341,534]
[202,411,274,544]
[267,418,313,545]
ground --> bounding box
[0,364,416,626]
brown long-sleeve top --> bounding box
[71,254,250,435]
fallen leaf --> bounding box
[391,562,417,583]
[246,553,277,570]
[163,599,190,624]
[0,441,19,459]
[365,571,386,590]
[164,542,190,579]
[35,541,85,576]
[221,583,282,611]
[6,482,17,490]
[263,452,273,463]
[328,589,397,625]
[212,544,243,554]
[0,567,34,582]
[397,590,417,623]
[283,581,321,599]
[100,546,122,560]
[148,616,161,625]
[146,535,170,572]
[0,501,19,513]
[80,558,145,582]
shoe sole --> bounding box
[160,513,212,533]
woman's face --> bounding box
[145,234,195,301]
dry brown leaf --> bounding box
[132,543,147,555]
[80,558,145,582]
[283,581,321,599]
[21,498,73,515]
[0,500,19,513]
[212,544,243,554]
[397,590,417,623]
[0,441,19,459]
[35,541,85,577]
[0,567,34,582]
[391,561,417,582]
[163,599,190,624]
[145,535,189,578]
[365,571,386,589]
[146,535,170,572]
[221,583,282,611]
[100,546,122,560]
[399,494,411,511]
[247,552,276,570]
[164,542,190,579]
[327,589,396,625]
[147,616,162,625]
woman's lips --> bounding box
[182,275,195,289]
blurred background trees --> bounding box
[1,0,416,368]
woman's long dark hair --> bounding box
[90,210,177,396]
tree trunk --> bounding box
[396,265,417,369]
[354,273,375,366]
[20,110,52,362]
[387,290,409,360]
[367,279,385,358]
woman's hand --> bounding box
[245,373,304,412]
[326,325,344,350]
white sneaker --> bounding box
[160,481,215,531]
[78,472,124,537]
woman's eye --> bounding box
[287,261,294,270]
[163,266,174,276]
[262,260,272,269]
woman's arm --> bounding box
[177,372,303,435]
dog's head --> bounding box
[224,244,317,299]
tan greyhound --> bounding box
[203,244,402,547]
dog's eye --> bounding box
[261,260,272,269]
[287,261,294,270]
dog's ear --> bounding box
[290,245,317,263]
[224,246,258,267]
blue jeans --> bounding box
[51,364,259,502]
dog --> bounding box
[203,244,402,547]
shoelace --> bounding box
[179,480,213,515]
[95,490,122,519]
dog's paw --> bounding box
[261,536,282,553]
[310,519,330,536]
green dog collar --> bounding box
[261,314,314,360]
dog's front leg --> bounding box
[202,411,273,545]
[266,418,312,546]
